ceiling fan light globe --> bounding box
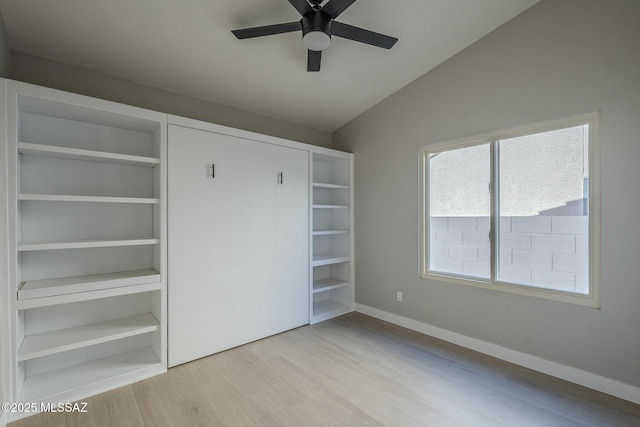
[303,31,331,51]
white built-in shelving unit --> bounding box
[310,149,354,323]
[0,80,167,418]
[0,79,354,423]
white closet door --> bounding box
[168,125,309,366]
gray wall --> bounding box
[10,53,331,148]
[0,12,10,77]
[333,0,640,388]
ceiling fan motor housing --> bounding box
[301,11,332,39]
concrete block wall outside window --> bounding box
[431,216,588,294]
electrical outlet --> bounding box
[396,291,403,302]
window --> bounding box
[421,113,600,307]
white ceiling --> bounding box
[0,0,538,132]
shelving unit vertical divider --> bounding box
[0,79,11,425]
[309,147,354,324]
[1,79,167,421]
[6,78,22,403]
[152,114,167,368]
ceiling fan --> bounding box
[232,0,398,72]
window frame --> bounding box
[420,112,601,308]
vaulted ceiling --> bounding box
[0,0,538,132]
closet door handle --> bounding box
[278,172,283,184]
[211,163,215,179]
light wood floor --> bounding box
[10,312,640,426]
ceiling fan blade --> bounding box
[232,22,301,39]
[288,0,314,16]
[307,50,322,72]
[321,0,358,19]
[331,21,398,49]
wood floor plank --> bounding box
[9,312,640,426]
[67,386,144,427]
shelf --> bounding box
[312,254,351,267]
[19,194,160,204]
[19,346,161,403]
[312,204,349,209]
[313,152,351,164]
[18,313,160,361]
[19,269,160,300]
[313,278,349,293]
[312,229,349,236]
[312,299,351,321]
[18,142,160,167]
[313,182,349,190]
[17,282,162,310]
[18,237,160,252]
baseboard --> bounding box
[355,303,640,405]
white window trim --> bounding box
[420,112,601,308]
